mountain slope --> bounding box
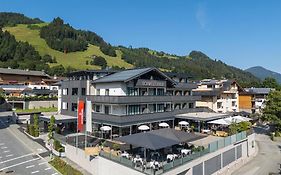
[4,24,133,70]
[0,12,260,86]
[246,66,281,83]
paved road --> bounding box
[232,126,281,175]
[0,117,58,175]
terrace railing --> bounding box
[99,131,249,175]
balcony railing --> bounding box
[99,131,250,175]
[87,95,201,104]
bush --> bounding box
[112,143,120,151]
[53,139,65,152]
[29,125,35,136]
[90,56,107,69]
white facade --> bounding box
[194,80,240,113]
[94,82,127,96]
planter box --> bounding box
[52,149,66,157]
[24,130,39,140]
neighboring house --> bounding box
[59,67,201,136]
[0,68,63,97]
[193,79,243,113]
[239,88,273,114]
[0,68,64,109]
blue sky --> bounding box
[1,0,281,73]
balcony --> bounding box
[92,107,206,126]
[87,95,201,104]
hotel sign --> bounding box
[136,79,166,87]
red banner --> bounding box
[77,100,84,132]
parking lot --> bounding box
[0,117,59,175]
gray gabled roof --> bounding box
[244,88,272,95]
[0,68,50,77]
[93,67,175,84]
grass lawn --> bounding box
[49,157,83,175]
[16,107,57,113]
[4,24,133,70]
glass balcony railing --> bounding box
[99,131,249,175]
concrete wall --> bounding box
[163,134,256,175]
[65,134,256,175]
[65,144,144,175]
[25,100,57,109]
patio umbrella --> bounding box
[179,121,189,125]
[159,122,169,128]
[138,125,150,131]
[100,126,112,131]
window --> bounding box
[207,85,213,88]
[96,89,100,95]
[157,89,164,96]
[104,105,111,114]
[128,105,140,115]
[71,103,77,112]
[63,88,68,95]
[217,102,222,109]
[93,104,101,112]
[189,103,194,108]
[105,89,109,96]
[72,88,78,95]
[81,88,86,96]
[157,104,164,112]
[232,101,236,107]
[62,102,68,110]
[127,87,138,96]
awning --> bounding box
[115,128,206,150]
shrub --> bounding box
[53,139,65,152]
[112,143,120,151]
[29,125,35,136]
[90,56,107,69]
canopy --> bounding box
[208,118,231,125]
[179,121,189,125]
[159,122,169,128]
[233,115,252,122]
[116,128,206,150]
[138,125,150,131]
[100,126,112,131]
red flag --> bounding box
[77,100,84,132]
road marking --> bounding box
[31,170,39,174]
[26,165,35,169]
[0,153,33,164]
[3,150,10,153]
[1,147,7,149]
[44,167,51,170]
[38,162,47,165]
[51,173,58,175]
[5,154,13,157]
[0,143,4,146]
[0,157,40,171]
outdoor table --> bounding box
[133,157,143,165]
[181,149,191,155]
[121,152,130,159]
[166,154,177,161]
[149,161,160,169]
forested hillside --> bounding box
[40,17,116,56]
[0,12,260,86]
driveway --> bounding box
[0,117,59,175]
[232,126,281,175]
